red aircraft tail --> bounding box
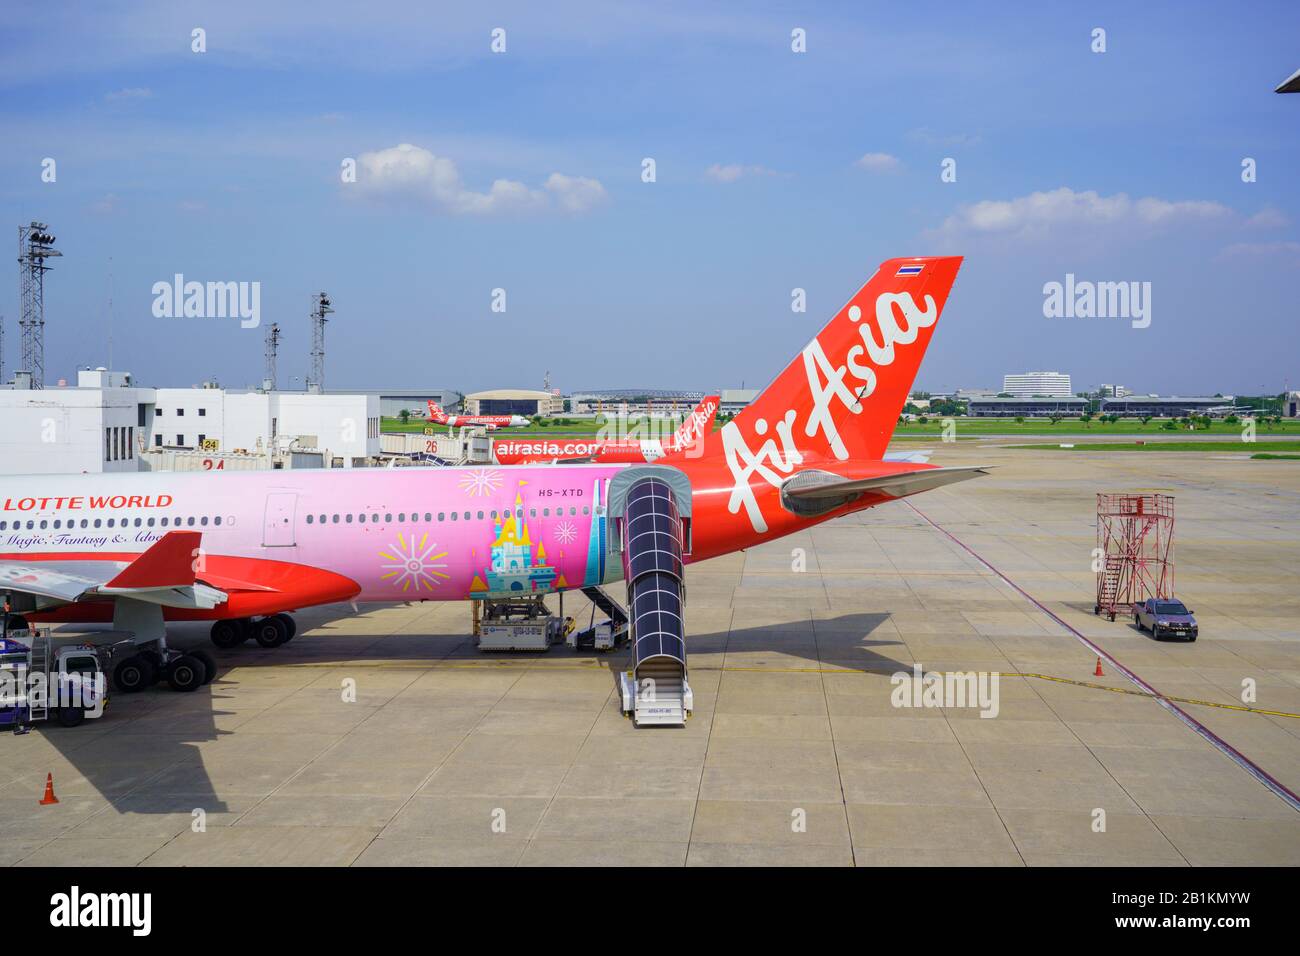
[426,400,449,423]
[667,394,720,454]
[725,256,962,463]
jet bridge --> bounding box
[610,467,693,727]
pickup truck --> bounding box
[1133,598,1198,642]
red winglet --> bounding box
[105,531,201,589]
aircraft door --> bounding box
[263,492,298,547]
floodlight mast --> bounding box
[17,221,61,389]
[306,292,333,394]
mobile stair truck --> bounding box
[0,632,108,734]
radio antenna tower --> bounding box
[263,321,281,391]
[17,222,61,389]
[306,292,332,394]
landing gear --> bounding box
[210,618,249,648]
[253,615,291,648]
[273,613,297,642]
[190,648,218,684]
[165,654,206,692]
[212,615,295,649]
[112,654,156,693]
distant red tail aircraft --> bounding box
[492,394,720,465]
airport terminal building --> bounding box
[0,368,381,475]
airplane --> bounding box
[0,256,985,718]
[492,394,721,465]
[426,400,530,430]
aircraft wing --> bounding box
[0,531,228,611]
[783,465,990,502]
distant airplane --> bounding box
[0,257,984,711]
[493,395,721,465]
[426,400,530,430]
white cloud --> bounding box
[704,163,777,183]
[1219,240,1300,267]
[1245,207,1289,229]
[543,172,608,213]
[931,187,1231,241]
[854,152,901,173]
[353,143,605,216]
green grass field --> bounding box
[383,414,1299,442]
[1007,441,1300,453]
[1251,453,1300,460]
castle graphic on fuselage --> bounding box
[470,492,560,596]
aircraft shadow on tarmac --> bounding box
[32,602,903,814]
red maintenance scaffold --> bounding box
[1094,493,1175,621]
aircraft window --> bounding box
[424,512,432,521]
[464,512,471,520]
[583,507,590,516]
[201,517,209,526]
[306,514,313,524]
[451,512,457,521]
[570,508,577,516]
[530,509,536,518]
[53,520,61,529]
[332,515,340,524]
[373,514,380,523]
[187,517,196,526]
[40,520,48,529]
[0,521,6,530]
[107,519,115,528]
[346,514,353,524]
[93,519,102,528]
[81,519,88,528]
[135,518,143,527]
[544,508,550,517]
[477,511,484,520]
[147,518,155,527]
[26,520,34,530]
[214,516,222,527]
[398,513,405,522]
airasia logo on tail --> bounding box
[722,290,938,533]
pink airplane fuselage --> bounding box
[0,465,631,610]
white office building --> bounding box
[1002,371,1073,397]
[0,369,380,475]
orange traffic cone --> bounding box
[38,773,58,806]
[1094,656,1105,677]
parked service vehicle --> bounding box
[1134,598,1198,641]
[0,634,109,731]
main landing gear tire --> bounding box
[113,655,156,693]
[190,648,218,684]
[273,613,297,643]
[253,615,291,648]
[166,655,206,692]
[210,619,246,649]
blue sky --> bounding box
[2,1,1297,397]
